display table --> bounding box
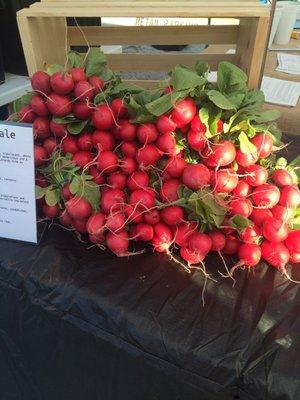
[0,139,300,400]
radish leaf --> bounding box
[67,51,84,68]
[85,48,106,77]
[67,120,89,135]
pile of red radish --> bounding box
[13,50,300,283]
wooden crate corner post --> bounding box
[236,15,270,89]
[17,8,68,75]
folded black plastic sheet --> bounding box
[0,136,299,400]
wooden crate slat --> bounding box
[236,16,269,88]
[68,25,239,46]
[105,53,236,71]
[22,3,270,18]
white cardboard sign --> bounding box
[0,121,37,243]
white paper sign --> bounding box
[0,122,37,243]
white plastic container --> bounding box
[274,2,300,45]
[269,6,283,46]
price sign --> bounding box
[0,121,37,243]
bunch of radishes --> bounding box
[13,50,300,281]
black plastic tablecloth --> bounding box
[0,136,300,400]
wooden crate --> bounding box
[17,0,270,88]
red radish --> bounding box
[156,114,177,134]
[61,183,73,201]
[182,163,210,190]
[211,168,238,193]
[86,213,106,235]
[107,172,127,190]
[164,86,173,94]
[190,115,206,133]
[73,101,92,120]
[279,185,300,209]
[271,205,293,222]
[136,144,162,168]
[121,141,137,158]
[106,211,126,233]
[66,196,92,219]
[92,104,115,130]
[154,222,173,244]
[232,180,252,198]
[188,232,212,255]
[209,230,226,251]
[77,132,92,151]
[50,120,67,138]
[72,151,93,168]
[117,120,137,141]
[72,218,88,234]
[285,230,300,254]
[59,210,73,227]
[33,117,50,140]
[160,179,180,202]
[164,157,187,178]
[43,204,60,218]
[111,98,128,119]
[92,130,115,152]
[97,151,118,174]
[229,198,253,218]
[223,235,240,255]
[250,208,273,227]
[273,169,293,187]
[235,149,258,167]
[89,166,105,185]
[262,218,289,242]
[238,243,261,266]
[144,210,161,225]
[289,252,300,264]
[261,241,290,270]
[180,247,204,265]
[35,173,48,188]
[175,221,197,247]
[244,165,268,187]
[137,123,158,144]
[127,171,149,192]
[250,132,273,159]
[161,206,184,225]
[88,76,104,93]
[133,223,154,241]
[19,105,36,123]
[151,236,169,253]
[124,204,143,223]
[187,130,207,151]
[129,189,155,210]
[62,136,78,155]
[156,132,179,156]
[70,67,86,83]
[252,184,280,208]
[121,157,137,175]
[34,145,47,166]
[171,98,196,128]
[47,93,72,117]
[100,189,126,214]
[89,233,105,244]
[217,120,224,133]
[50,72,74,95]
[43,137,57,156]
[30,95,49,117]
[202,140,236,167]
[74,81,94,101]
[31,71,51,95]
[240,225,261,243]
[106,230,129,256]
